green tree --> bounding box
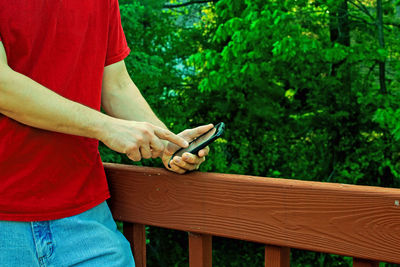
[101,0,400,266]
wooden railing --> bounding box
[104,163,400,267]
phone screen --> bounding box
[174,127,217,157]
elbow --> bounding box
[101,79,131,113]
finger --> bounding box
[150,149,162,159]
[197,146,210,157]
[182,153,206,165]
[173,156,197,171]
[140,145,152,159]
[150,138,165,158]
[168,161,187,174]
[154,127,189,148]
[127,149,141,162]
[164,142,179,156]
[181,124,214,140]
[182,153,198,164]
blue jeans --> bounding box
[0,202,135,267]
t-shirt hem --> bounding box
[105,47,131,66]
[0,191,111,222]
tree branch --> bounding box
[348,14,375,27]
[363,61,378,90]
[384,20,400,28]
[163,0,215,9]
[348,0,376,23]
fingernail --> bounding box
[184,141,189,147]
[174,157,181,163]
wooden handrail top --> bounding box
[105,163,400,264]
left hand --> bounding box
[161,124,214,174]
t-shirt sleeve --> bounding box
[105,0,131,66]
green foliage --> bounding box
[101,0,400,266]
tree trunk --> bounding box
[328,0,352,181]
[377,0,387,94]
[330,0,351,75]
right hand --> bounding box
[99,119,188,162]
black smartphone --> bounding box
[168,122,225,168]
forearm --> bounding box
[100,61,211,172]
[101,62,167,130]
[0,66,110,140]
[102,80,165,128]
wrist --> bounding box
[92,113,115,142]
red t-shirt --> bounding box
[0,0,130,221]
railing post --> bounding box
[353,258,379,267]
[123,222,146,267]
[188,232,212,267]
[265,245,290,267]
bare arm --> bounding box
[0,42,108,139]
[102,60,166,128]
[101,60,213,173]
[0,42,188,160]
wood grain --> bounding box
[105,163,400,264]
[265,245,290,267]
[123,223,146,267]
[188,233,212,267]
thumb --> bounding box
[180,124,214,141]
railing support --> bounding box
[265,245,290,267]
[124,223,146,267]
[353,258,379,267]
[188,232,212,267]
[106,164,400,265]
